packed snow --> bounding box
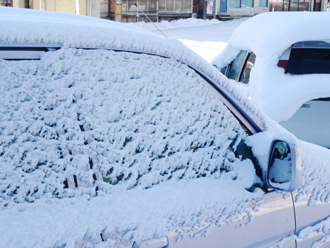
[212,12,330,122]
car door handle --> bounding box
[132,236,169,248]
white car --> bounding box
[212,12,330,148]
[1,7,330,248]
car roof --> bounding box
[227,12,330,58]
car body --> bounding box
[1,7,330,248]
[212,12,330,148]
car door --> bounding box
[294,193,330,247]
[280,98,330,148]
[165,191,295,248]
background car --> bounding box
[212,12,330,148]
[1,7,330,248]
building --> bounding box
[270,0,328,11]
[109,0,193,22]
[0,0,107,18]
[0,0,328,21]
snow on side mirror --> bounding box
[267,140,301,192]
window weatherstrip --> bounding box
[189,65,262,134]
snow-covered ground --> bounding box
[129,18,248,62]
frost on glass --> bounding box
[0,48,248,208]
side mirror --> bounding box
[267,140,301,192]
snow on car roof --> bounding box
[212,12,330,123]
[228,12,330,58]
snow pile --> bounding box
[228,12,330,59]
[129,18,221,31]
[212,12,330,122]
[0,48,262,246]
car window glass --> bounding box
[228,50,248,81]
[0,48,260,206]
[287,48,330,75]
[239,52,256,85]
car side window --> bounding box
[239,52,256,85]
[0,48,262,206]
[227,50,248,81]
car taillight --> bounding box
[277,60,288,74]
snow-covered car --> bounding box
[212,12,330,148]
[1,7,330,248]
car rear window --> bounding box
[287,48,330,75]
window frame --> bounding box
[229,0,254,8]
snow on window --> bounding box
[0,48,250,208]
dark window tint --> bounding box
[239,52,256,85]
[287,48,330,75]
[227,50,248,81]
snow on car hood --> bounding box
[212,12,330,122]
